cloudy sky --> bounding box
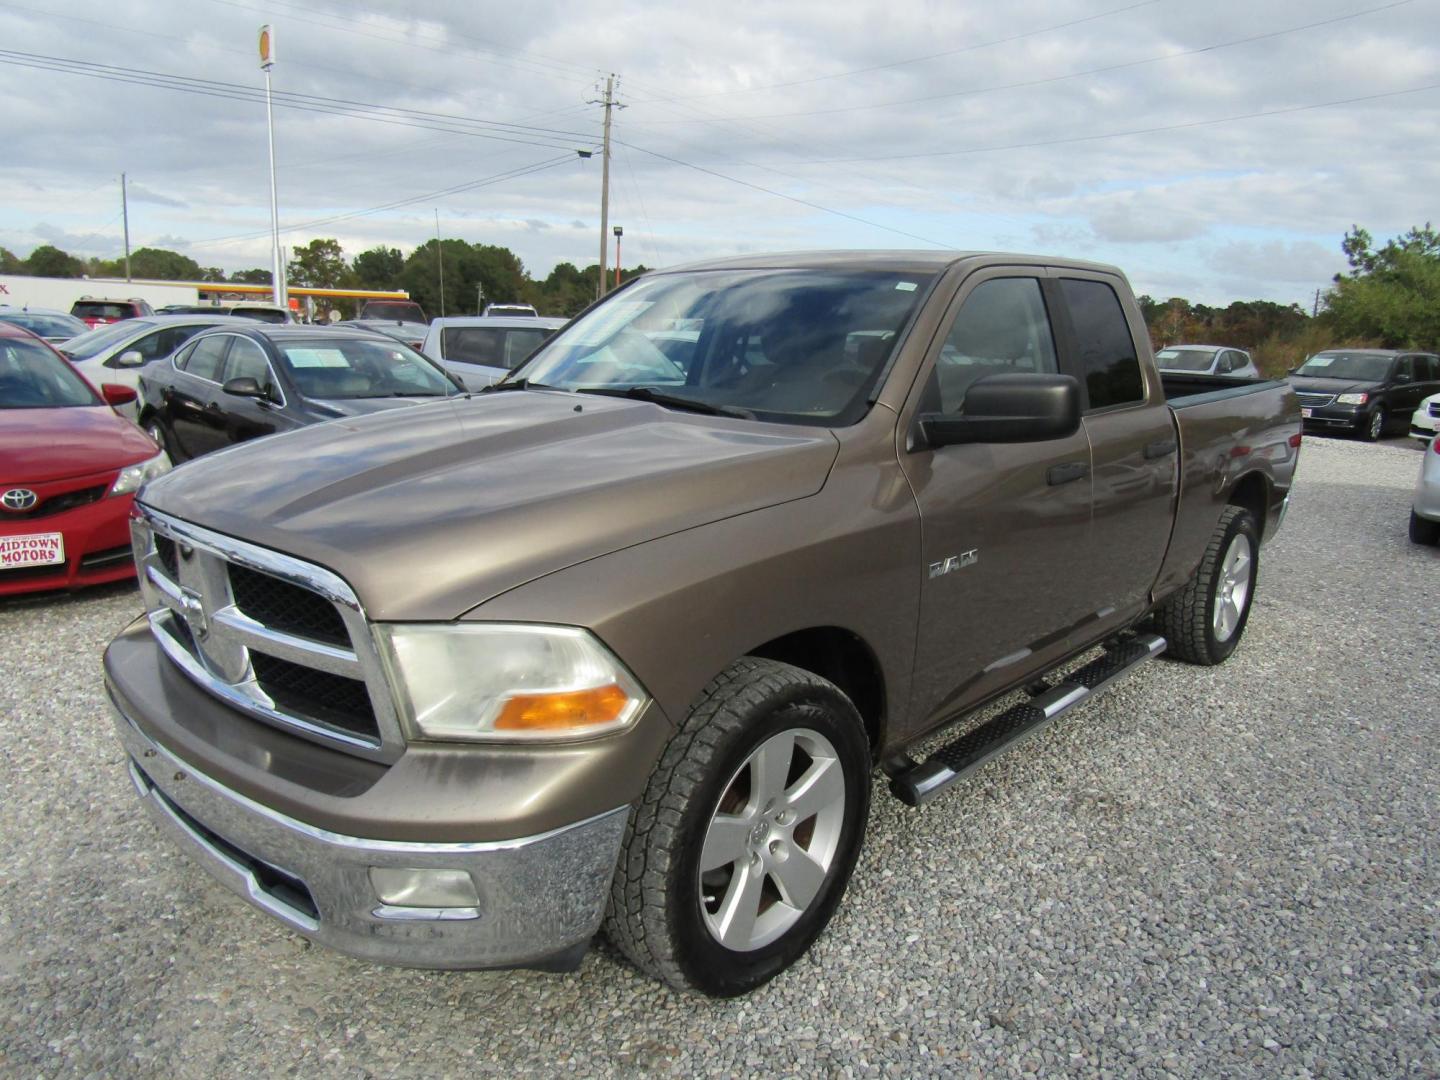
[1,0,1435,305]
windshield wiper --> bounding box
[481,378,562,393]
[576,385,754,419]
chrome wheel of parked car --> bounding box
[698,727,847,952]
[605,657,870,996]
[1366,408,1386,441]
[1212,533,1253,643]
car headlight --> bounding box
[1337,392,1369,405]
[109,451,171,497]
[376,623,647,742]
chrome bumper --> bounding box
[111,691,628,971]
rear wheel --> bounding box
[1155,505,1260,665]
[605,658,871,996]
[1410,510,1440,546]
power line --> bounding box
[639,0,1166,103]
[800,81,1440,163]
[0,50,599,156]
[632,0,1414,123]
[615,139,949,248]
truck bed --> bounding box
[1159,371,1287,407]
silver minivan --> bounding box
[421,315,567,389]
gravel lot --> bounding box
[1,435,1436,1077]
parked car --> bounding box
[0,323,168,595]
[70,296,154,328]
[421,315,567,388]
[1155,344,1259,379]
[1409,391,1439,443]
[56,315,252,421]
[1410,432,1440,544]
[334,319,428,351]
[1288,350,1440,441]
[156,303,295,324]
[136,324,461,463]
[481,302,538,317]
[358,299,427,323]
[106,250,1301,995]
[0,305,89,343]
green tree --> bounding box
[351,246,404,290]
[231,268,272,285]
[287,238,349,288]
[24,244,85,278]
[1325,223,1440,348]
[128,247,205,280]
[0,247,21,273]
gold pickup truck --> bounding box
[105,251,1301,996]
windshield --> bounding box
[1294,352,1393,381]
[56,321,143,360]
[0,337,101,408]
[513,269,933,425]
[1155,347,1218,372]
[274,337,458,400]
[0,313,88,340]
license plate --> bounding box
[0,532,65,569]
[1301,408,1312,418]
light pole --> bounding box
[259,25,284,308]
[613,225,623,291]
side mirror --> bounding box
[222,376,264,398]
[1393,372,1411,383]
[914,374,1081,449]
[115,349,146,368]
[101,383,138,406]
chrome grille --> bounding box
[130,507,401,762]
[1296,392,1336,408]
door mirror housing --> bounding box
[914,373,1081,449]
[100,383,138,406]
[114,349,146,368]
[222,376,264,398]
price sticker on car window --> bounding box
[285,349,351,368]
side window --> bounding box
[163,325,208,356]
[1215,351,1234,374]
[1420,355,1439,381]
[182,336,230,382]
[1394,356,1414,382]
[1060,278,1145,410]
[224,338,273,386]
[935,277,1057,413]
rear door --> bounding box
[898,268,1095,725]
[1050,272,1178,634]
[163,334,232,460]
[1389,355,1428,422]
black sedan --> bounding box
[1289,350,1440,441]
[136,325,462,462]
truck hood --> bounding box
[140,390,840,620]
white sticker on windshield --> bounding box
[1307,356,1334,368]
[1157,349,1180,359]
[286,348,350,368]
[895,281,918,292]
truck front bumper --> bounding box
[111,689,628,971]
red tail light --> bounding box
[1288,433,1302,448]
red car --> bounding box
[0,323,169,595]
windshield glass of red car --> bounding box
[0,339,102,408]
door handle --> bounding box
[1046,461,1089,486]
[1143,438,1177,460]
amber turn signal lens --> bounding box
[493,684,632,731]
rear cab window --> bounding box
[1058,278,1146,410]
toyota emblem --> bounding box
[1,488,38,512]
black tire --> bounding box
[1154,505,1260,665]
[1362,407,1386,441]
[1410,510,1440,546]
[605,657,871,997]
[142,415,177,461]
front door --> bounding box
[897,270,1095,727]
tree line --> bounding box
[5,224,1434,369]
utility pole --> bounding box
[259,25,284,308]
[434,209,446,317]
[594,74,620,301]
[120,172,131,281]
[476,283,484,314]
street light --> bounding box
[613,225,623,291]
[259,24,285,308]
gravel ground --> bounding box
[1,434,1436,1078]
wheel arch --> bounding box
[1227,470,1271,541]
[745,626,887,758]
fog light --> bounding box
[369,867,480,908]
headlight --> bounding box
[1337,392,1369,405]
[109,451,171,497]
[376,623,647,742]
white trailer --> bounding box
[0,274,201,313]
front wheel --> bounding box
[605,658,871,996]
[1363,407,1386,441]
[1155,505,1260,665]
[1411,509,1440,546]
